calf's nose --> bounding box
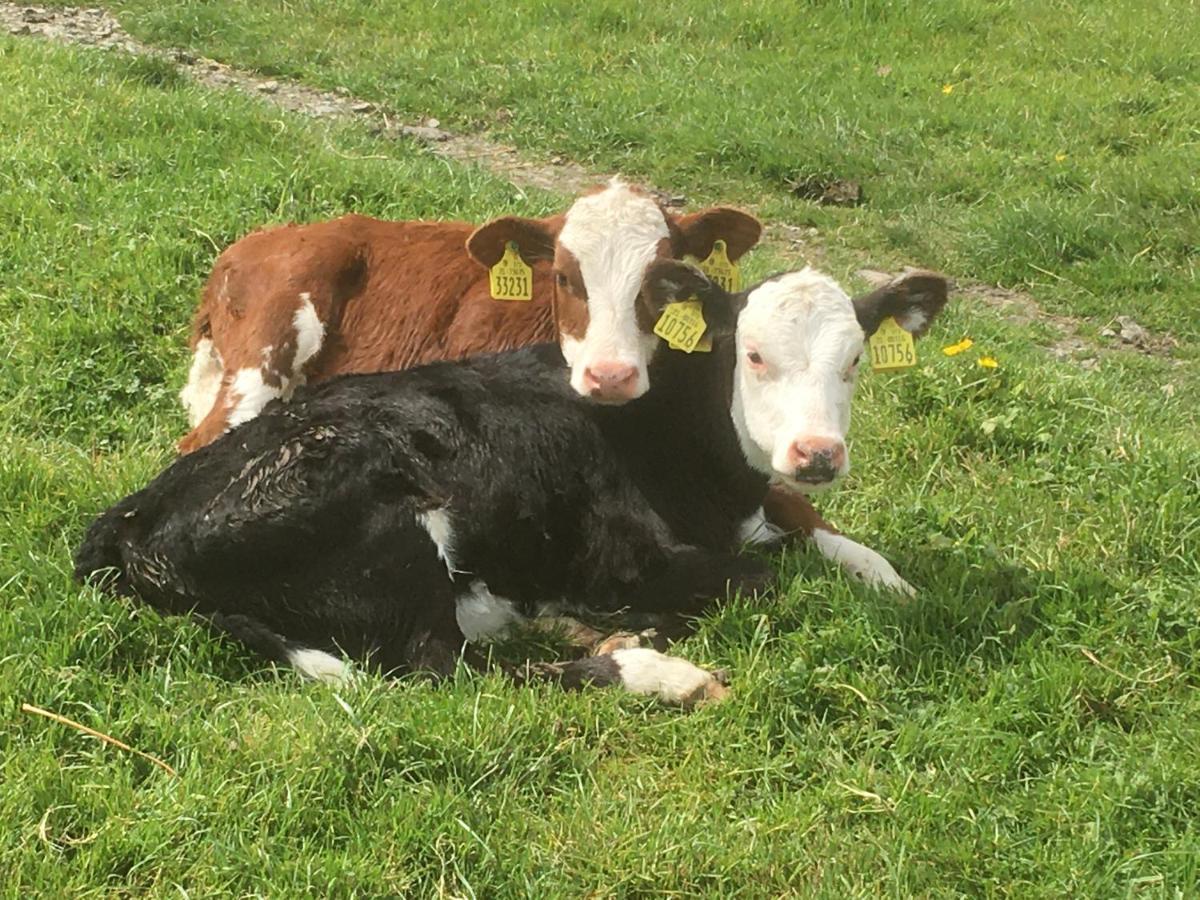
[582,362,639,401]
[786,437,846,482]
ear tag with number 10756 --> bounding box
[654,300,710,353]
[489,241,533,301]
[697,239,740,292]
[869,316,916,370]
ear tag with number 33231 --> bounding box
[654,300,710,353]
[697,239,740,292]
[869,316,917,371]
[489,241,533,301]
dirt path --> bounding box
[3,3,1178,364]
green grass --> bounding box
[102,0,1200,339]
[2,18,1200,899]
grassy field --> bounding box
[2,4,1199,896]
[105,0,1200,339]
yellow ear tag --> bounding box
[697,239,741,292]
[869,316,917,370]
[654,300,711,353]
[489,241,533,301]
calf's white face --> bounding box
[731,270,865,492]
[466,180,762,404]
[727,268,948,492]
[555,183,670,403]
[640,261,948,494]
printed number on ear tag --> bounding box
[489,241,533,301]
[654,300,711,353]
[697,239,741,292]
[869,316,917,371]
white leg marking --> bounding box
[812,528,916,596]
[226,367,283,429]
[455,580,525,641]
[610,648,727,706]
[737,506,786,547]
[417,507,460,578]
[292,293,326,374]
[180,338,225,427]
[286,647,354,686]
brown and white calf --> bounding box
[178,178,761,453]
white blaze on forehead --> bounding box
[731,268,865,485]
[557,178,668,394]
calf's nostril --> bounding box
[786,439,847,482]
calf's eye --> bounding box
[843,354,862,381]
[746,350,765,369]
[555,272,569,288]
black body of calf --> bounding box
[76,331,768,681]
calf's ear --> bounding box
[641,259,743,337]
[466,215,564,268]
[670,207,763,262]
[852,270,950,338]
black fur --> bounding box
[76,335,772,677]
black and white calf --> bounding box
[75,262,947,704]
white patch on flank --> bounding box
[730,268,864,489]
[611,648,721,705]
[226,366,282,429]
[286,647,354,686]
[455,580,525,641]
[179,338,225,427]
[736,506,786,547]
[417,507,459,578]
[812,528,916,597]
[558,178,669,399]
[292,293,325,374]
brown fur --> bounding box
[181,198,766,454]
[179,215,558,452]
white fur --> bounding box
[730,269,864,490]
[455,580,525,641]
[292,293,325,372]
[417,507,459,578]
[737,507,786,547]
[180,338,224,427]
[898,307,928,334]
[812,528,915,596]
[226,366,283,429]
[286,647,354,685]
[558,178,667,400]
[611,648,718,704]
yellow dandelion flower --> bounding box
[942,83,955,95]
[978,356,999,368]
[942,338,974,356]
[1055,152,1068,162]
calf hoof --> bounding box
[607,648,731,709]
[592,628,658,656]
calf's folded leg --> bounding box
[762,483,915,596]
